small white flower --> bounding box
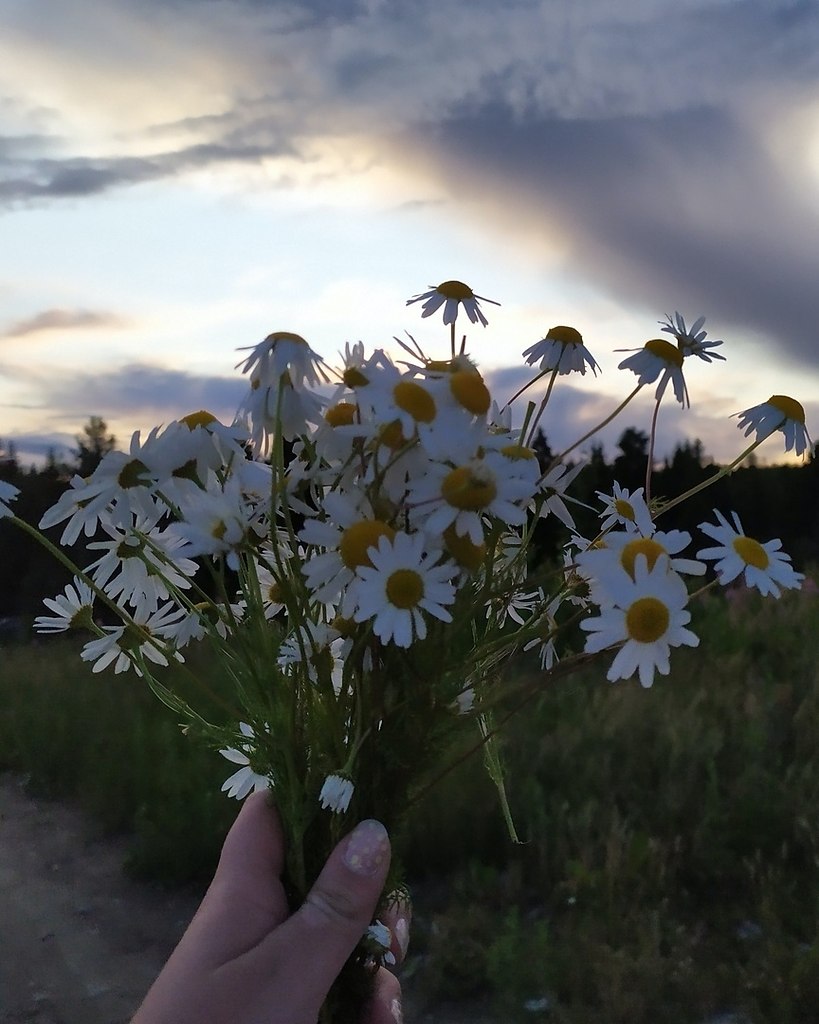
[580,556,699,688]
[618,339,689,407]
[735,395,811,457]
[660,312,725,363]
[0,480,19,518]
[319,773,354,814]
[696,509,804,597]
[407,280,499,327]
[34,578,95,633]
[235,330,328,389]
[80,602,186,676]
[365,921,397,966]
[220,722,271,800]
[597,483,654,537]
[522,325,600,376]
[350,532,456,648]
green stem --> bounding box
[645,395,662,504]
[555,383,643,462]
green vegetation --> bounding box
[2,582,818,1022]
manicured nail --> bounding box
[343,819,389,877]
[390,996,403,1023]
[394,916,410,958]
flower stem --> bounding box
[555,383,643,462]
[645,395,662,504]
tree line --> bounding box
[1,418,817,623]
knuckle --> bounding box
[304,885,365,930]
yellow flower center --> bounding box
[180,410,216,429]
[620,538,666,578]
[546,325,583,347]
[436,280,474,300]
[211,519,227,541]
[501,444,537,461]
[386,568,424,609]
[117,458,151,490]
[443,523,486,571]
[767,395,805,424]
[450,371,491,415]
[625,597,670,643]
[266,581,283,604]
[324,402,358,427]
[426,359,453,373]
[614,498,636,521]
[644,339,684,368]
[732,535,769,569]
[442,465,497,510]
[264,330,308,347]
[343,366,370,388]
[393,380,436,423]
[377,419,410,451]
[339,520,395,569]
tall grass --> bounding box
[1,582,818,1021]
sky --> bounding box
[1,0,818,469]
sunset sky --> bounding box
[1,0,818,468]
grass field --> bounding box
[2,580,818,1022]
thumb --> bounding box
[273,819,391,1001]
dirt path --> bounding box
[0,774,498,1024]
[0,774,200,1024]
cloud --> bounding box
[39,362,247,425]
[1,308,129,340]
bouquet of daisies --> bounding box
[4,280,810,1021]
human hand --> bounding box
[131,792,406,1024]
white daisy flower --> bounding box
[34,578,95,633]
[522,325,600,376]
[406,280,499,327]
[0,480,20,518]
[408,452,537,545]
[235,330,328,389]
[659,312,725,363]
[696,509,804,597]
[175,478,261,570]
[350,532,456,648]
[539,459,585,530]
[365,921,397,967]
[578,529,705,608]
[522,595,562,671]
[278,620,342,685]
[319,773,354,814]
[220,722,271,800]
[80,602,186,676]
[597,483,654,537]
[735,395,811,457]
[236,375,326,453]
[580,556,699,688]
[618,339,689,407]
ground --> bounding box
[0,775,496,1024]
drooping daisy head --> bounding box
[660,312,725,363]
[236,330,329,389]
[522,325,600,376]
[0,480,20,518]
[735,395,811,457]
[406,280,499,327]
[618,339,689,407]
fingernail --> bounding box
[343,819,389,877]
[394,916,410,958]
[390,996,403,1023]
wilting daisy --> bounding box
[319,773,355,814]
[0,480,19,517]
[618,339,689,407]
[696,509,804,597]
[406,280,499,327]
[597,483,654,537]
[522,325,600,376]
[236,330,328,389]
[220,722,271,800]
[34,578,95,633]
[580,556,699,687]
[350,531,456,648]
[735,395,811,457]
[660,312,725,363]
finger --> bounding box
[270,819,391,1001]
[188,791,290,962]
[363,967,402,1024]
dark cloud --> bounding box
[414,103,819,376]
[1,309,129,339]
[40,363,247,425]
